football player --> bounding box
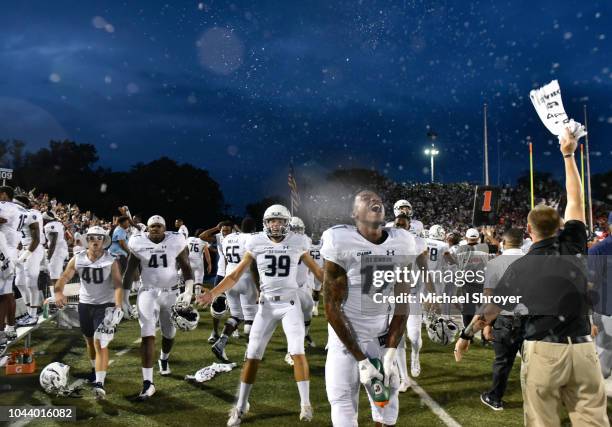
[14,195,45,327]
[211,217,259,364]
[308,232,323,317]
[186,229,212,286]
[393,214,429,390]
[287,216,316,361]
[321,191,418,426]
[0,186,23,340]
[198,205,323,425]
[425,225,454,317]
[387,199,425,237]
[199,220,234,343]
[175,218,188,240]
[123,215,197,400]
[54,226,123,399]
[43,211,69,288]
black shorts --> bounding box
[78,302,114,338]
[214,275,225,287]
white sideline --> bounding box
[408,377,462,427]
[8,337,141,427]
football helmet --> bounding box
[425,315,459,345]
[171,303,200,331]
[40,362,75,396]
[85,226,111,248]
[210,294,228,319]
[262,204,291,238]
[393,200,413,218]
[289,216,305,234]
[429,225,446,241]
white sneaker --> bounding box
[158,358,171,376]
[299,404,313,421]
[284,353,294,366]
[411,352,421,378]
[227,402,249,426]
[137,381,156,401]
[399,380,410,393]
[93,382,106,400]
[311,305,319,317]
[232,330,240,339]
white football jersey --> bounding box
[320,225,419,326]
[384,219,425,237]
[221,232,255,289]
[44,221,68,254]
[75,250,116,305]
[245,231,309,297]
[128,232,187,289]
[215,232,226,276]
[21,209,45,247]
[425,238,450,272]
[186,237,208,263]
[295,235,312,287]
[0,201,28,252]
[178,224,189,240]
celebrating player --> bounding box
[197,204,323,425]
[186,229,212,286]
[321,191,419,426]
[123,215,197,400]
[43,211,69,288]
[210,217,259,363]
[54,226,123,399]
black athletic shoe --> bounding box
[211,339,231,363]
[480,392,503,411]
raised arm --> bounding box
[560,128,584,223]
[198,223,221,243]
[323,260,365,361]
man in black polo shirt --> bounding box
[467,128,607,426]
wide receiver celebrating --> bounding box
[54,226,123,399]
[123,215,197,400]
[322,190,418,427]
[198,204,323,426]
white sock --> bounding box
[296,380,310,406]
[142,367,153,382]
[29,306,37,317]
[95,371,106,385]
[160,351,170,361]
[5,325,15,332]
[236,382,252,412]
[90,359,96,368]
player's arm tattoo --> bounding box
[28,222,40,252]
[176,247,194,281]
[122,252,140,289]
[47,232,58,259]
[323,260,366,361]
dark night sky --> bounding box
[1,1,611,212]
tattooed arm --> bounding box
[324,259,365,361]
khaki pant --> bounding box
[521,340,609,427]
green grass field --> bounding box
[2,303,611,427]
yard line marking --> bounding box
[409,378,462,427]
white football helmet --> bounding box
[289,216,305,234]
[393,200,413,218]
[210,294,228,319]
[263,204,291,238]
[425,315,459,345]
[40,362,71,395]
[429,225,446,241]
[85,226,111,248]
[171,303,200,331]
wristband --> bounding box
[184,279,194,293]
[563,153,574,158]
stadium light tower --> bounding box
[424,144,439,182]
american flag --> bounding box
[288,163,300,214]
